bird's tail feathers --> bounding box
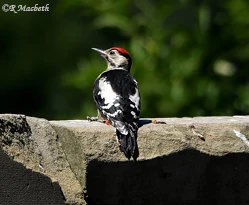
[116,123,139,161]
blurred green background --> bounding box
[0,0,249,120]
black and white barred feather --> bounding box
[93,69,140,160]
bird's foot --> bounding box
[87,116,105,123]
[87,116,112,125]
[104,119,112,125]
[87,116,98,121]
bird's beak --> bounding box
[91,48,106,56]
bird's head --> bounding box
[92,47,132,72]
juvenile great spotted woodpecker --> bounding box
[89,47,141,160]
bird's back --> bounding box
[93,69,140,123]
[93,69,140,159]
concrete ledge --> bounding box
[1,114,249,204]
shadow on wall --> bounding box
[0,149,66,205]
[85,149,249,205]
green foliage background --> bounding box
[0,0,249,120]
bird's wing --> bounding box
[93,70,140,134]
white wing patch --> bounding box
[98,77,120,106]
[115,121,128,135]
[129,88,140,110]
[103,109,122,117]
[131,111,136,117]
[130,104,135,108]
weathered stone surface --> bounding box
[1,114,249,205]
[0,114,83,205]
[50,116,249,205]
[26,116,83,204]
[50,116,249,160]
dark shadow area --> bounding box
[85,149,249,205]
[138,119,152,128]
[0,149,66,205]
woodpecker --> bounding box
[90,47,141,160]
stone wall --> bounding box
[0,114,249,205]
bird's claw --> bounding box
[87,116,98,121]
[87,116,106,124]
[104,119,112,125]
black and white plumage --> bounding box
[91,47,140,160]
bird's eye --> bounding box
[110,51,115,55]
